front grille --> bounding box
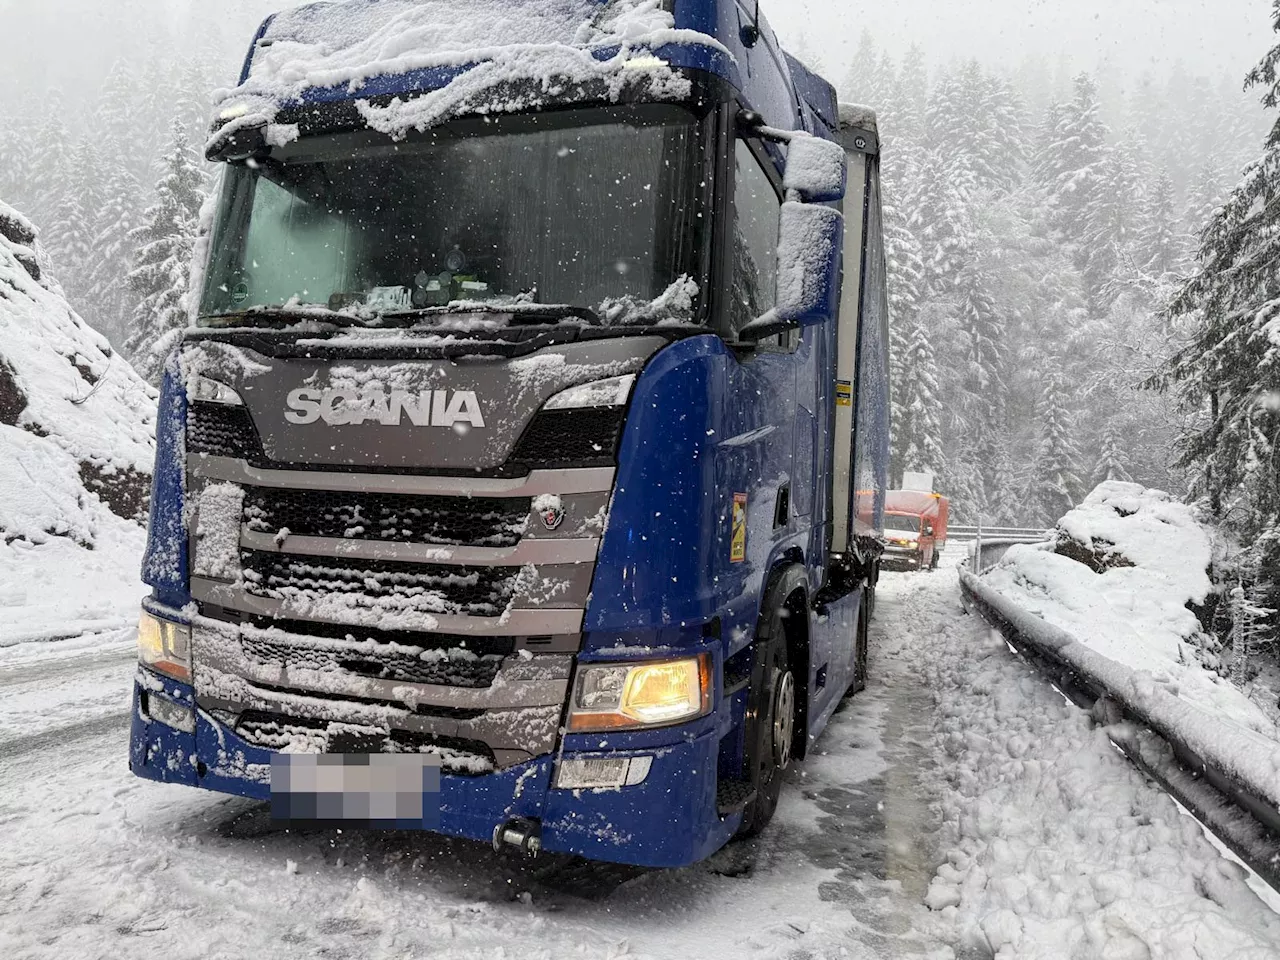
[240,615,516,657]
[187,401,264,459]
[510,407,627,467]
[242,634,505,689]
[242,549,519,618]
[234,710,497,773]
[244,487,529,547]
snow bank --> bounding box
[0,199,155,644]
[920,602,1280,958]
[215,0,723,143]
[981,481,1274,738]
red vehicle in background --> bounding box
[883,485,949,572]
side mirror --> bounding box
[206,116,270,164]
[783,135,847,203]
[739,201,843,342]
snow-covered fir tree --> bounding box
[124,120,206,383]
[1159,4,1280,547]
[1092,419,1133,484]
[1036,74,1111,249]
[897,319,945,482]
[884,192,925,480]
[1031,373,1085,524]
[908,149,974,297]
[1141,168,1185,278]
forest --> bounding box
[2,2,1278,622]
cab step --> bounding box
[716,778,757,815]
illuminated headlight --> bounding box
[189,374,244,406]
[554,755,654,790]
[138,608,192,683]
[568,656,711,731]
[907,540,918,548]
[544,374,636,411]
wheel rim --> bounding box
[772,670,795,768]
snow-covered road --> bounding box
[3,558,1279,959]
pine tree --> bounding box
[43,139,106,303]
[125,120,206,383]
[1183,162,1225,243]
[28,93,75,231]
[954,266,1006,400]
[1032,373,1084,523]
[1080,136,1146,313]
[927,62,1025,193]
[1141,168,1185,277]
[885,192,925,480]
[1155,2,1280,539]
[1092,419,1133,484]
[1228,576,1274,687]
[908,149,975,297]
[844,30,891,108]
[88,163,145,347]
[892,45,929,148]
[897,319,945,481]
[1035,74,1111,247]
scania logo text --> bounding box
[285,388,486,429]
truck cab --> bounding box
[129,0,890,868]
[883,490,949,572]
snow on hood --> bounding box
[0,198,156,547]
[214,0,724,143]
[983,482,1275,738]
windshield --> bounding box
[199,105,709,324]
[885,515,921,534]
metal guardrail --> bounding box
[960,549,1280,893]
[950,524,1051,542]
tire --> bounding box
[736,611,797,838]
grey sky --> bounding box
[765,0,1273,81]
[0,0,1272,119]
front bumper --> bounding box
[129,670,736,868]
[881,547,922,571]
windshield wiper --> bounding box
[379,303,603,326]
[203,304,373,328]
[204,301,604,330]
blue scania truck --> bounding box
[130,0,889,868]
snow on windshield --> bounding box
[199,107,707,325]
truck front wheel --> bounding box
[736,622,796,838]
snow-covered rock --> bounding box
[982,481,1276,738]
[0,199,156,645]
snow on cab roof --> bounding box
[216,0,728,142]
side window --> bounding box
[729,140,781,336]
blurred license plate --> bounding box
[270,755,441,828]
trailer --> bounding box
[129,0,890,868]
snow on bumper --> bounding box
[129,673,734,868]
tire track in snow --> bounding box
[0,711,129,769]
[0,645,134,689]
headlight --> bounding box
[568,655,711,731]
[189,374,243,406]
[544,374,636,411]
[138,608,192,682]
[907,540,918,548]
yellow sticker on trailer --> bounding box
[731,493,748,563]
[836,381,853,407]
